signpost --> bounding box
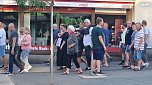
[50,0,55,85]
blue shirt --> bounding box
[131,31,137,43]
[9,29,18,47]
[105,28,110,46]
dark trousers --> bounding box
[56,47,67,66]
[9,46,24,73]
[67,53,80,69]
[84,45,92,67]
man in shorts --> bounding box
[0,22,7,69]
[92,17,107,75]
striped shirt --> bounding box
[134,28,144,50]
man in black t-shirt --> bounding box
[124,21,133,67]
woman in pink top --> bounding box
[21,27,32,72]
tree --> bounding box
[15,0,48,27]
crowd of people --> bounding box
[54,18,150,75]
[118,20,150,71]
[54,17,113,75]
[0,17,150,76]
[0,22,32,75]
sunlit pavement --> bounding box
[1,61,152,85]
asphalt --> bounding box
[1,61,152,85]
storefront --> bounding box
[0,0,135,54]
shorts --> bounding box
[133,49,143,60]
[21,50,31,58]
[93,48,104,60]
[0,45,6,57]
[125,45,130,53]
[120,44,125,52]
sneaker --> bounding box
[44,61,50,63]
[108,57,112,63]
[19,69,28,73]
[119,60,125,65]
[27,65,32,71]
[0,65,4,68]
[5,72,13,76]
[141,62,149,69]
[84,67,91,71]
[96,72,106,76]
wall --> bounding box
[135,0,152,48]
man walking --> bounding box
[0,22,7,69]
[92,17,107,75]
[6,23,24,75]
[83,19,93,70]
[134,22,145,71]
[124,21,133,67]
[141,20,150,67]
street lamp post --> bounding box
[50,0,55,85]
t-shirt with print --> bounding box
[92,26,104,49]
[9,29,18,47]
[134,28,144,50]
[0,28,6,46]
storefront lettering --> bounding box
[6,45,51,51]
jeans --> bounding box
[9,46,24,73]
[142,43,148,63]
[21,50,31,69]
[66,53,80,69]
[134,49,143,60]
[84,45,92,67]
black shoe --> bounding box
[96,72,105,76]
[0,65,4,68]
[108,57,112,64]
[44,61,50,63]
[84,67,91,71]
[119,60,125,65]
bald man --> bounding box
[6,23,24,75]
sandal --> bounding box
[63,71,69,75]
[3,66,8,70]
[77,70,83,74]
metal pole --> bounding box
[50,0,54,84]
[90,51,94,76]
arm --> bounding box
[144,34,148,44]
[68,35,78,48]
[136,37,143,51]
[99,36,106,51]
[11,37,16,55]
[22,35,31,46]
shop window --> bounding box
[30,12,55,46]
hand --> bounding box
[104,47,107,52]
[136,47,140,51]
[60,46,63,50]
[129,45,132,50]
[11,50,14,55]
[68,46,71,48]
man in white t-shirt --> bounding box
[83,19,93,70]
[0,22,7,69]
[141,20,150,67]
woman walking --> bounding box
[63,25,82,75]
[21,27,32,72]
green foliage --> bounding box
[16,0,26,8]
[16,0,47,9]
[60,16,83,26]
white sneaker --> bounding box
[19,69,28,73]
[142,62,149,67]
[27,65,32,71]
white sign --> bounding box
[54,2,133,9]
